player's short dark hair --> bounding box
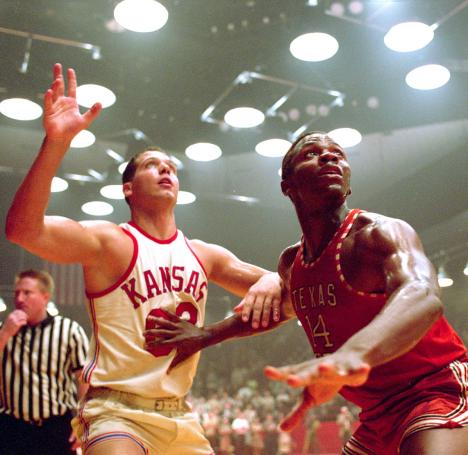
[281,131,327,180]
[122,146,166,185]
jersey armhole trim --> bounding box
[85,227,139,298]
[184,236,208,279]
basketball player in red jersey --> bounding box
[5,64,283,455]
[155,131,468,454]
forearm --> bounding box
[339,281,442,368]
[201,311,288,349]
[5,136,70,242]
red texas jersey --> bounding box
[290,209,467,410]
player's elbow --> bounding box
[414,280,443,321]
[5,214,37,247]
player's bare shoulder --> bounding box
[351,211,420,256]
[278,242,301,283]
[80,220,134,264]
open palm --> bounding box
[43,63,101,142]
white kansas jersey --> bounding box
[82,222,208,398]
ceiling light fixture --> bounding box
[0,297,6,313]
[177,191,196,205]
[405,64,450,90]
[81,201,114,216]
[118,161,129,174]
[384,22,434,53]
[100,185,124,200]
[0,97,42,121]
[224,107,265,128]
[328,128,362,148]
[255,138,292,157]
[77,84,116,108]
[106,149,125,162]
[437,266,453,288]
[70,130,96,148]
[463,262,468,276]
[114,0,169,33]
[47,301,59,316]
[290,33,339,62]
[185,143,222,161]
[51,177,69,193]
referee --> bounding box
[0,269,89,455]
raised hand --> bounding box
[43,63,102,143]
[264,354,370,431]
[1,309,28,338]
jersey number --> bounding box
[145,302,198,357]
[306,314,334,349]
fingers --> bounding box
[44,89,53,112]
[67,68,77,98]
[272,297,281,323]
[51,64,65,101]
[82,102,102,128]
[264,365,296,381]
[167,352,186,373]
[237,294,255,325]
[258,296,272,328]
[280,391,315,432]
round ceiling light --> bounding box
[177,191,196,205]
[114,0,169,33]
[51,177,69,193]
[255,138,292,157]
[81,201,114,216]
[405,64,450,90]
[328,128,362,148]
[384,22,434,52]
[77,84,116,108]
[290,33,339,62]
[185,143,222,161]
[71,130,96,148]
[118,161,129,174]
[100,184,124,199]
[0,98,43,121]
[224,107,265,128]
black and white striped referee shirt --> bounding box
[0,314,89,422]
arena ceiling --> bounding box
[0,0,467,310]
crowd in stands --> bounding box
[189,373,359,454]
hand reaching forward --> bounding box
[43,63,102,143]
[234,272,283,329]
[264,354,370,431]
[144,312,206,373]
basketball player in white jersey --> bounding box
[5,63,283,455]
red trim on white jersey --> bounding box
[184,236,208,278]
[85,228,139,298]
[128,220,178,244]
[82,297,100,384]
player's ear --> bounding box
[346,186,352,197]
[123,181,132,199]
[281,179,291,197]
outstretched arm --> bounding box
[5,63,105,265]
[265,216,444,430]
[144,293,295,371]
[189,239,287,329]
[144,244,299,370]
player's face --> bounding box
[125,151,179,204]
[283,133,351,202]
[14,277,49,323]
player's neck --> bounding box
[131,210,177,240]
[299,203,349,261]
